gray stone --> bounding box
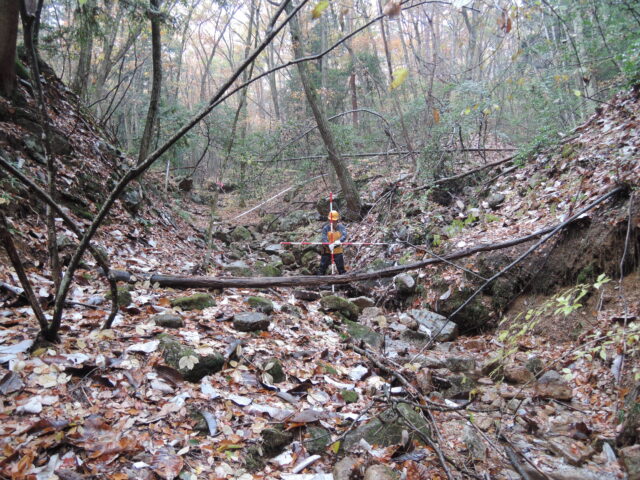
[105,285,133,307]
[264,244,283,254]
[257,262,282,277]
[333,457,358,480]
[320,295,359,320]
[261,427,293,455]
[410,309,458,342]
[171,293,215,311]
[462,424,487,461]
[293,289,321,301]
[526,356,545,376]
[621,444,640,480]
[343,403,430,450]
[536,370,572,400]
[278,210,313,230]
[394,273,416,294]
[247,296,274,313]
[364,465,396,480]
[487,193,506,209]
[445,357,476,373]
[225,260,253,277]
[152,313,184,329]
[351,296,376,311]
[360,306,383,321]
[443,375,477,399]
[547,437,594,466]
[122,185,144,215]
[233,312,270,332]
[504,363,535,384]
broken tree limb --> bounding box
[106,187,623,290]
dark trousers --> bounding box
[318,253,346,275]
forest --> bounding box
[0,0,639,479]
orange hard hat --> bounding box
[328,210,340,221]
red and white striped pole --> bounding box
[329,191,336,292]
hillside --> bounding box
[1,63,640,480]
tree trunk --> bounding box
[138,0,163,164]
[0,0,20,98]
[285,3,362,220]
[71,0,96,100]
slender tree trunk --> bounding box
[285,3,361,219]
[0,0,20,98]
[138,0,163,164]
[266,42,281,120]
[71,0,96,100]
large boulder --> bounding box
[230,226,252,242]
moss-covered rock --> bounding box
[279,251,296,266]
[320,296,359,320]
[247,296,274,313]
[343,320,383,349]
[152,313,184,329]
[258,262,282,277]
[105,285,133,307]
[230,226,252,242]
[171,293,216,311]
[158,334,223,382]
[301,250,318,269]
[341,389,359,404]
[225,260,253,276]
[306,426,331,454]
[435,287,492,333]
[343,403,431,450]
[264,358,285,383]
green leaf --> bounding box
[311,1,329,19]
[390,68,409,90]
[573,89,582,97]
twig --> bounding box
[502,443,534,480]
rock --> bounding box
[343,320,383,349]
[306,426,331,455]
[105,285,132,307]
[351,296,375,310]
[263,358,285,383]
[230,226,252,242]
[416,370,433,394]
[394,273,416,294]
[410,309,459,342]
[343,403,431,450]
[257,262,282,277]
[261,427,293,455]
[621,444,640,480]
[320,296,359,320]
[617,382,640,446]
[364,465,396,480]
[224,260,253,276]
[487,193,506,209]
[525,356,545,376]
[300,250,318,269]
[158,334,223,382]
[359,306,382,321]
[547,437,594,466]
[536,370,572,400]
[434,287,492,333]
[293,290,321,301]
[442,375,477,399]
[264,244,283,254]
[333,457,358,480]
[444,357,476,373]
[247,296,274,313]
[178,177,193,192]
[341,389,358,404]
[279,210,313,230]
[122,184,144,215]
[171,293,215,311]
[233,312,270,332]
[462,424,487,461]
[152,313,184,329]
[279,251,296,266]
[504,364,534,384]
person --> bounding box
[318,210,347,275]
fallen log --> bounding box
[105,187,622,290]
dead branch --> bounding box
[0,213,50,334]
[275,148,516,163]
